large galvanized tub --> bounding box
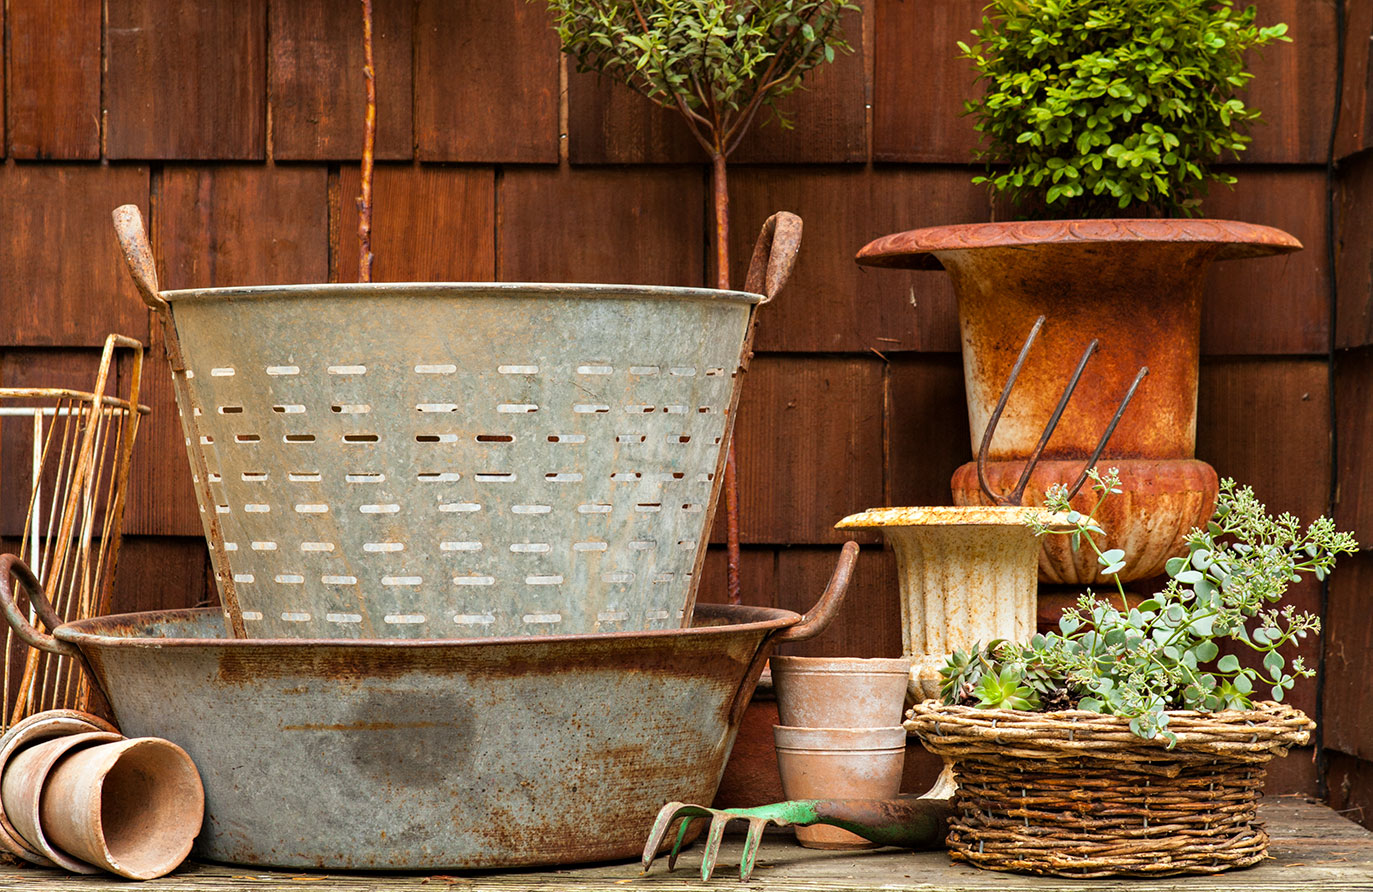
[0,545,852,870]
[112,206,802,641]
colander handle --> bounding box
[0,554,83,660]
[744,212,802,303]
[773,540,858,643]
[112,204,169,313]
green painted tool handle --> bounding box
[808,798,953,850]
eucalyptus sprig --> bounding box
[942,477,1357,744]
[959,0,1290,217]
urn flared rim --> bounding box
[835,505,1072,529]
[855,218,1303,271]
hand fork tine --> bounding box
[699,812,731,881]
[737,817,769,881]
[642,802,712,874]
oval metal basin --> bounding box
[55,604,791,870]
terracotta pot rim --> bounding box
[855,218,1302,271]
[770,656,912,675]
[772,725,908,750]
[4,730,122,873]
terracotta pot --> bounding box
[772,725,907,849]
[951,458,1219,583]
[0,709,118,865]
[856,219,1301,461]
[1,731,121,873]
[836,507,1063,701]
[40,737,204,880]
[770,656,912,728]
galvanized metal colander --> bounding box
[113,206,800,640]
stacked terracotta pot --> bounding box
[0,710,204,880]
[769,656,911,849]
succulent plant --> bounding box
[941,474,1358,743]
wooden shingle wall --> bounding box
[0,0,1363,806]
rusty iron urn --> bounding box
[855,219,1302,461]
[856,219,1300,585]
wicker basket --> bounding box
[905,700,1313,878]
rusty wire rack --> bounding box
[0,334,148,730]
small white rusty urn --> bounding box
[836,507,1066,701]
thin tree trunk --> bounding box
[357,0,377,282]
[713,151,742,606]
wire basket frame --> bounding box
[1,334,148,730]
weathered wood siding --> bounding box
[0,0,1363,807]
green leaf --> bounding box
[1217,654,1241,673]
[1263,650,1285,678]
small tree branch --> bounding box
[357,0,377,282]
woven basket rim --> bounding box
[905,699,1312,756]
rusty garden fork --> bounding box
[976,315,1149,507]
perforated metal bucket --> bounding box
[115,207,800,640]
[165,282,762,640]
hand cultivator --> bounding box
[642,767,957,881]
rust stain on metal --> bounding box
[280,721,441,732]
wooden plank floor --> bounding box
[2,798,1370,891]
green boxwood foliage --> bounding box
[959,0,1290,217]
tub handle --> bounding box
[744,212,802,303]
[0,554,82,660]
[773,540,858,643]
[112,204,169,313]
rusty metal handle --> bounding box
[743,212,802,303]
[0,554,82,660]
[112,204,168,312]
[774,540,858,642]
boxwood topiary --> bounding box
[959,0,1290,217]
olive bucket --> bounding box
[113,206,801,640]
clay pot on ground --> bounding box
[856,220,1299,581]
[772,725,907,849]
[0,709,118,865]
[835,507,1060,701]
[770,656,912,728]
[2,731,122,873]
[0,710,204,880]
[951,458,1219,583]
[40,736,205,880]
[711,690,948,810]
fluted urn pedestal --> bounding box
[836,507,1064,701]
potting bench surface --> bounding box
[4,798,1369,892]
